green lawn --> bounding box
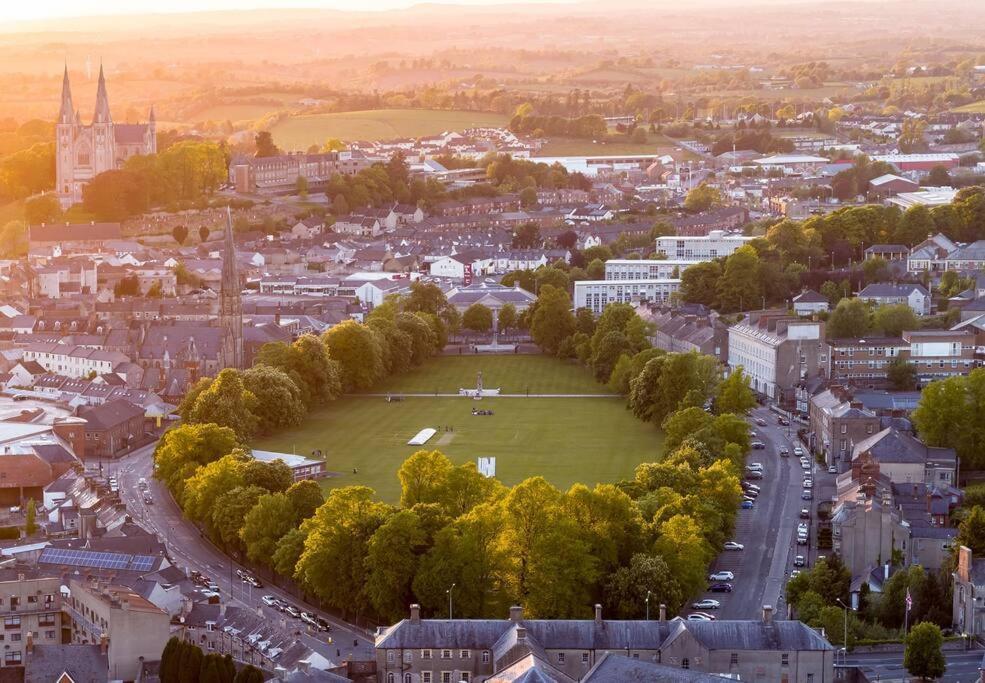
[952,100,985,114]
[194,103,282,122]
[365,355,613,395]
[269,108,508,148]
[254,396,662,503]
[254,354,662,502]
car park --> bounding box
[687,613,715,621]
[793,555,806,567]
[709,571,734,581]
[724,541,744,551]
[751,441,766,450]
[802,490,813,500]
[262,595,277,607]
[708,582,733,593]
[741,500,754,509]
[691,599,720,610]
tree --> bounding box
[323,321,385,391]
[497,303,518,333]
[398,449,453,508]
[254,131,281,158]
[24,194,61,225]
[926,165,951,187]
[153,423,239,500]
[957,506,985,556]
[405,280,450,315]
[172,225,189,245]
[716,246,761,312]
[680,261,723,306]
[182,454,246,523]
[365,509,426,622]
[210,485,266,549]
[604,553,681,616]
[25,498,36,535]
[586,258,605,280]
[286,479,324,523]
[904,622,946,681]
[828,298,870,338]
[199,226,210,243]
[233,666,264,683]
[887,357,919,391]
[255,334,342,408]
[874,303,919,337]
[240,365,306,434]
[531,285,576,356]
[896,205,935,245]
[684,183,723,212]
[295,486,390,619]
[240,492,296,567]
[272,527,307,577]
[912,376,968,456]
[296,175,309,198]
[653,514,713,600]
[715,367,756,415]
[463,303,494,333]
[0,221,28,259]
[181,369,259,441]
[512,222,541,248]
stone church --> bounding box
[55,65,157,208]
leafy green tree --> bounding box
[716,245,762,312]
[398,450,453,508]
[404,280,449,315]
[286,480,324,523]
[295,486,390,619]
[535,266,570,293]
[254,131,280,157]
[463,303,494,333]
[241,492,296,568]
[497,303,518,333]
[531,285,577,355]
[153,424,239,500]
[159,637,181,683]
[182,454,246,523]
[680,261,723,306]
[323,321,385,391]
[512,222,541,248]
[171,224,189,245]
[828,298,870,338]
[25,498,36,535]
[210,485,266,549]
[874,303,919,337]
[904,622,946,681]
[715,367,756,415]
[958,506,985,556]
[591,330,630,383]
[653,514,712,600]
[0,221,28,258]
[603,552,682,616]
[242,459,294,493]
[586,258,605,279]
[395,312,439,363]
[233,665,264,683]
[178,638,203,683]
[887,357,919,391]
[820,280,843,307]
[912,376,968,456]
[24,194,61,225]
[435,462,505,519]
[181,369,259,441]
[684,183,723,212]
[240,365,306,434]
[365,509,426,622]
[272,527,307,577]
[895,205,936,245]
[607,354,635,394]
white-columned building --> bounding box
[574,279,680,314]
[604,259,693,280]
[654,230,755,262]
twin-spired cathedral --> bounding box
[55,65,157,207]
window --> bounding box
[387,675,395,683]
[26,596,36,604]
[582,653,590,664]
[682,658,690,670]
[460,674,470,682]
[460,650,469,659]
[386,652,394,663]
[440,674,451,683]
[730,653,739,665]
[482,652,490,664]
[422,673,432,683]
[4,617,19,630]
[807,675,813,683]
[422,649,432,660]
[45,631,55,640]
[9,634,19,642]
[4,652,20,665]
[557,653,565,664]
[781,653,789,666]
[404,676,412,683]
[441,650,452,660]
[403,652,412,663]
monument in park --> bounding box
[459,370,501,399]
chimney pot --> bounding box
[594,604,602,624]
[659,604,667,621]
[99,633,108,654]
[410,604,420,624]
[509,605,523,622]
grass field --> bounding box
[952,100,985,114]
[269,108,508,148]
[254,355,662,502]
[194,103,282,122]
[538,135,690,158]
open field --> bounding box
[538,135,692,157]
[269,108,508,148]
[952,100,985,114]
[193,103,281,122]
[254,355,662,502]
[365,355,613,395]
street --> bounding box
[703,405,831,620]
[114,442,376,665]
[845,649,984,682]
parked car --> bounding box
[800,459,811,470]
[803,479,813,489]
[285,606,301,618]
[261,595,277,607]
[316,617,332,632]
[724,541,744,551]
[709,571,735,581]
[746,463,764,471]
[778,417,790,426]
[797,535,808,546]
[797,523,809,534]
[802,490,813,500]
[301,612,318,627]
[206,583,220,593]
[755,418,767,426]
[800,508,810,519]
[793,555,806,567]
[793,446,804,456]
[687,613,715,621]
[744,489,759,498]
[751,441,766,450]
[749,430,758,437]
[828,465,837,474]
[137,478,148,490]
[790,570,801,578]
[143,494,153,504]
[779,447,789,457]
[743,483,761,493]
[741,500,754,509]
[691,599,721,610]
[708,582,733,593]
[745,471,763,480]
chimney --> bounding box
[594,604,602,625]
[884,563,890,580]
[762,605,774,624]
[219,602,226,618]
[26,631,33,655]
[509,605,524,622]
[409,604,420,624]
[516,626,526,642]
[99,633,109,654]
[298,660,311,674]
[121,599,130,611]
[659,604,667,621]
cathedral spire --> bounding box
[219,207,244,369]
[93,63,111,124]
[58,64,74,125]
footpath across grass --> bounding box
[254,354,661,502]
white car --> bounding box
[687,612,716,621]
[801,461,811,470]
[724,541,744,551]
[691,599,721,610]
[803,479,813,489]
[709,571,735,581]
[828,465,837,474]
[261,595,277,607]
[793,447,804,457]
[746,463,763,472]
[790,570,802,578]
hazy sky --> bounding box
[0,0,567,22]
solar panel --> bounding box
[38,548,158,572]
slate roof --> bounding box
[585,653,735,682]
[24,644,108,683]
[948,240,985,261]
[77,399,145,431]
[29,223,122,244]
[793,289,827,304]
[858,283,929,298]
[852,427,956,466]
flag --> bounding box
[905,588,912,611]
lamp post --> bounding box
[446,583,455,620]
[836,598,849,662]
[645,591,651,621]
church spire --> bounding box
[93,63,111,124]
[219,207,244,369]
[58,64,74,125]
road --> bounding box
[845,649,984,682]
[700,405,820,620]
[114,442,376,665]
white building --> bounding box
[428,252,494,280]
[654,230,756,262]
[574,279,680,314]
[857,283,932,316]
[752,154,828,175]
[604,259,693,280]
[22,343,128,379]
